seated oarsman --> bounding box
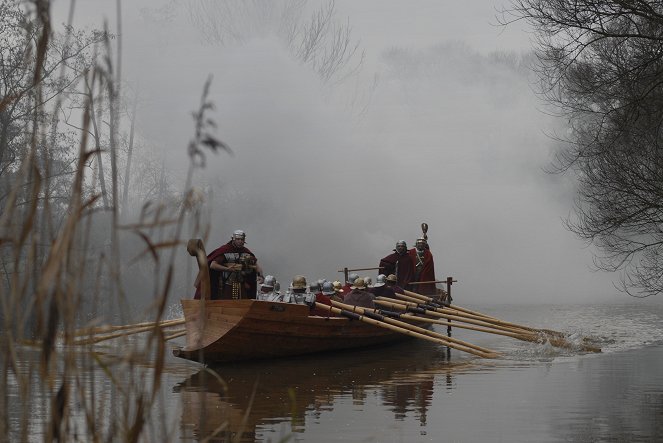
[309,281,322,297]
[341,272,359,295]
[310,281,336,316]
[385,274,404,295]
[369,274,395,298]
[343,277,375,308]
[282,275,315,305]
[331,281,345,301]
[256,275,279,301]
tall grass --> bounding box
[0,1,230,441]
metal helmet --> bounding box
[291,275,307,289]
[321,281,335,296]
[364,276,373,288]
[374,274,386,287]
[332,281,344,293]
[351,277,367,289]
[386,274,398,283]
[309,281,321,293]
[396,240,407,248]
[262,275,275,289]
[232,229,246,240]
[348,273,359,284]
[415,237,427,249]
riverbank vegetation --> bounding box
[503,1,663,297]
[0,1,228,440]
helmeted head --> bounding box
[317,279,326,290]
[375,274,386,287]
[395,240,407,254]
[351,277,367,290]
[261,275,275,290]
[386,274,398,285]
[364,276,373,288]
[309,281,321,293]
[415,237,427,251]
[321,281,335,296]
[332,281,344,293]
[347,273,359,285]
[231,229,246,247]
[291,275,307,290]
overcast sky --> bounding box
[53,0,621,304]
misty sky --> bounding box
[52,0,621,304]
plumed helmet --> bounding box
[386,274,398,283]
[375,274,386,287]
[232,229,246,240]
[351,277,367,290]
[292,275,307,289]
[262,275,275,289]
[348,273,359,284]
[332,281,344,293]
[321,281,335,296]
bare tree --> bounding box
[502,1,663,296]
[184,0,364,85]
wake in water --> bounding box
[469,301,663,362]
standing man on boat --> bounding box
[379,240,415,289]
[408,237,436,295]
[197,229,263,300]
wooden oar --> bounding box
[163,329,186,341]
[330,300,498,356]
[401,290,499,321]
[73,318,185,337]
[374,300,539,341]
[392,293,561,338]
[402,289,568,339]
[314,302,498,359]
[393,293,512,327]
[73,319,185,345]
[377,297,539,337]
[376,297,600,353]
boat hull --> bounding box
[173,299,414,363]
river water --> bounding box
[7,300,663,442]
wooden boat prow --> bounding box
[173,298,413,364]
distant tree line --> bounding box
[504,0,663,297]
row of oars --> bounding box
[71,318,186,345]
[317,288,601,358]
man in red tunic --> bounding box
[194,230,263,300]
[408,237,436,295]
[379,240,415,289]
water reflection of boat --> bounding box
[174,340,468,442]
[172,299,430,364]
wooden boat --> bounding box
[172,238,455,364]
[172,298,422,364]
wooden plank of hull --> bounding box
[174,299,411,363]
